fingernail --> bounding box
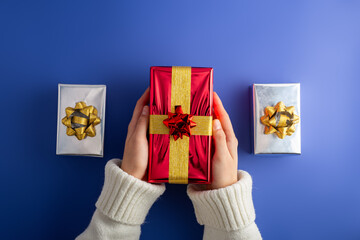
[214,119,221,130]
[142,105,149,115]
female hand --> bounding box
[207,92,238,190]
[121,88,150,180]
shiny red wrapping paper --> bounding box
[148,66,213,184]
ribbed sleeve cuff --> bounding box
[96,159,165,225]
[187,170,256,231]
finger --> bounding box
[213,92,235,138]
[213,92,238,158]
[127,88,150,140]
[133,105,150,140]
[212,119,229,158]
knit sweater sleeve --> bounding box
[76,159,165,240]
[187,170,262,240]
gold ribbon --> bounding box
[260,101,299,139]
[149,66,212,184]
[61,101,101,140]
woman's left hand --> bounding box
[121,88,150,181]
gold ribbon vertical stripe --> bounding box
[170,66,191,113]
[149,115,213,136]
[168,66,191,184]
[169,134,189,184]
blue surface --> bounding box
[1,1,360,239]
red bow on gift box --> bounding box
[163,105,197,141]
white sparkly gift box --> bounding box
[56,84,106,157]
[253,83,301,154]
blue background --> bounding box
[1,1,359,239]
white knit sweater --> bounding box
[76,159,262,240]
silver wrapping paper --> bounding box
[253,83,301,154]
[56,84,106,157]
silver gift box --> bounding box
[56,84,106,157]
[253,83,301,154]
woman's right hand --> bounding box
[207,92,239,190]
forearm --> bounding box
[203,223,261,240]
[76,159,165,240]
[76,210,141,240]
[187,170,262,240]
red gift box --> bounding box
[148,66,213,184]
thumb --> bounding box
[134,105,149,139]
[212,119,228,157]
